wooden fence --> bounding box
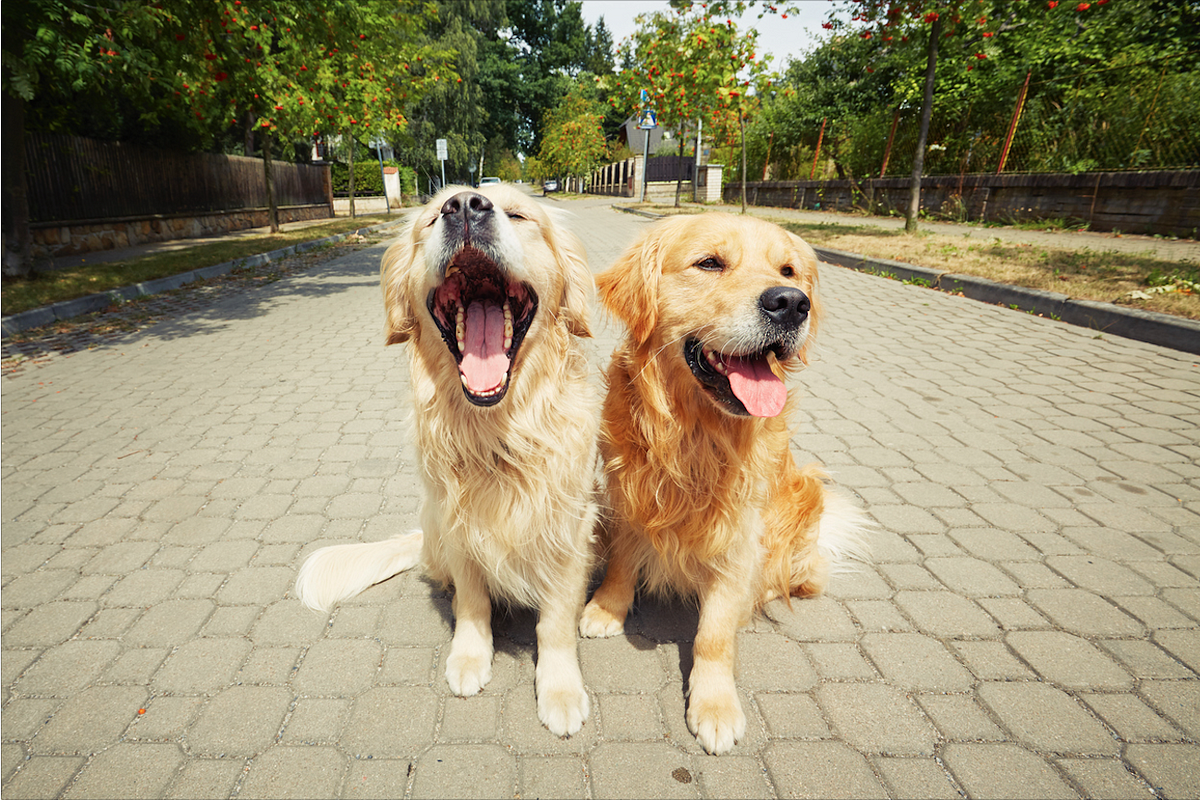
[25,133,329,224]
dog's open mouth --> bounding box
[684,337,789,418]
[427,246,538,406]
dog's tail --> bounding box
[294,530,423,613]
[817,489,873,575]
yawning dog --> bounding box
[295,184,599,736]
[579,212,870,754]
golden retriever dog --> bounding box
[579,213,870,754]
[295,184,599,736]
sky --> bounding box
[579,0,841,71]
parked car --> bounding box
[479,176,501,185]
[543,179,558,195]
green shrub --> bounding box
[331,161,416,197]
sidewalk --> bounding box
[2,195,1197,799]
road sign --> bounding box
[638,110,658,130]
[436,138,448,160]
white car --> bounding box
[543,179,558,193]
[479,176,501,185]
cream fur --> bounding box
[294,184,599,737]
[581,213,871,755]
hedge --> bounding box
[331,161,417,197]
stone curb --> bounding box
[609,205,1200,355]
[1,217,410,339]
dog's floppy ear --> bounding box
[556,229,594,339]
[596,225,663,345]
[380,240,418,345]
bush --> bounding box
[331,161,416,197]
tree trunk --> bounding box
[262,133,280,233]
[2,93,33,278]
[740,112,747,215]
[674,127,685,208]
[348,136,357,218]
[906,15,940,234]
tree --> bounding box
[2,0,201,276]
[614,6,771,207]
[535,84,609,188]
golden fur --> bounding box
[295,184,599,736]
[580,213,870,754]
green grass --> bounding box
[2,214,398,317]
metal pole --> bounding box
[997,71,1032,174]
[376,143,390,214]
[440,158,446,192]
[641,129,649,203]
[810,117,827,181]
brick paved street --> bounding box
[3,194,1198,799]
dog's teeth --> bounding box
[455,305,465,351]
[445,265,459,277]
[503,301,514,350]
[705,349,728,375]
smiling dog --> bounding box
[295,184,599,736]
[579,213,870,754]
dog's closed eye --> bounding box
[695,257,724,272]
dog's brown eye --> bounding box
[695,257,724,272]
[781,265,795,277]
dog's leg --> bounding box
[444,556,494,696]
[686,571,751,755]
[534,551,591,736]
[579,529,637,638]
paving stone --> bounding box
[122,600,214,646]
[2,756,84,800]
[1056,758,1154,800]
[764,596,859,642]
[818,683,937,755]
[695,755,773,799]
[1025,589,1146,637]
[410,744,517,799]
[762,741,886,799]
[803,643,877,680]
[1125,744,1200,800]
[293,638,382,696]
[1139,681,1200,739]
[947,529,1042,561]
[15,640,119,696]
[186,686,292,757]
[1,571,77,608]
[589,743,698,800]
[756,692,828,738]
[250,600,328,645]
[596,693,664,741]
[860,633,974,691]
[342,759,414,800]
[341,687,438,757]
[976,682,1119,755]
[917,694,1005,742]
[943,744,1077,799]
[872,756,962,800]
[580,634,667,692]
[893,591,1001,638]
[65,742,183,799]
[239,745,345,799]
[977,597,1052,630]
[1099,639,1196,680]
[3,602,97,648]
[103,648,169,685]
[1081,693,1186,742]
[735,632,818,691]
[3,698,62,741]
[127,696,204,741]
[1153,628,1200,673]
[216,566,294,605]
[925,557,1021,596]
[1006,631,1133,689]
[34,685,148,754]
[154,638,252,693]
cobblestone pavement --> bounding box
[3,194,1199,799]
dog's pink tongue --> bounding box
[460,300,508,393]
[725,355,786,417]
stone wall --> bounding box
[30,204,333,259]
[724,171,1199,238]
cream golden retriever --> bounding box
[579,213,870,754]
[295,184,599,736]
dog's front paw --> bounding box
[687,683,746,755]
[537,676,590,737]
[579,600,625,638]
[445,645,493,696]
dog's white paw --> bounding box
[537,678,590,737]
[579,601,625,638]
[445,646,493,696]
[687,683,745,755]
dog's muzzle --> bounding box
[684,286,810,418]
[426,192,538,407]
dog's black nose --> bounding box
[441,191,493,221]
[759,286,810,328]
